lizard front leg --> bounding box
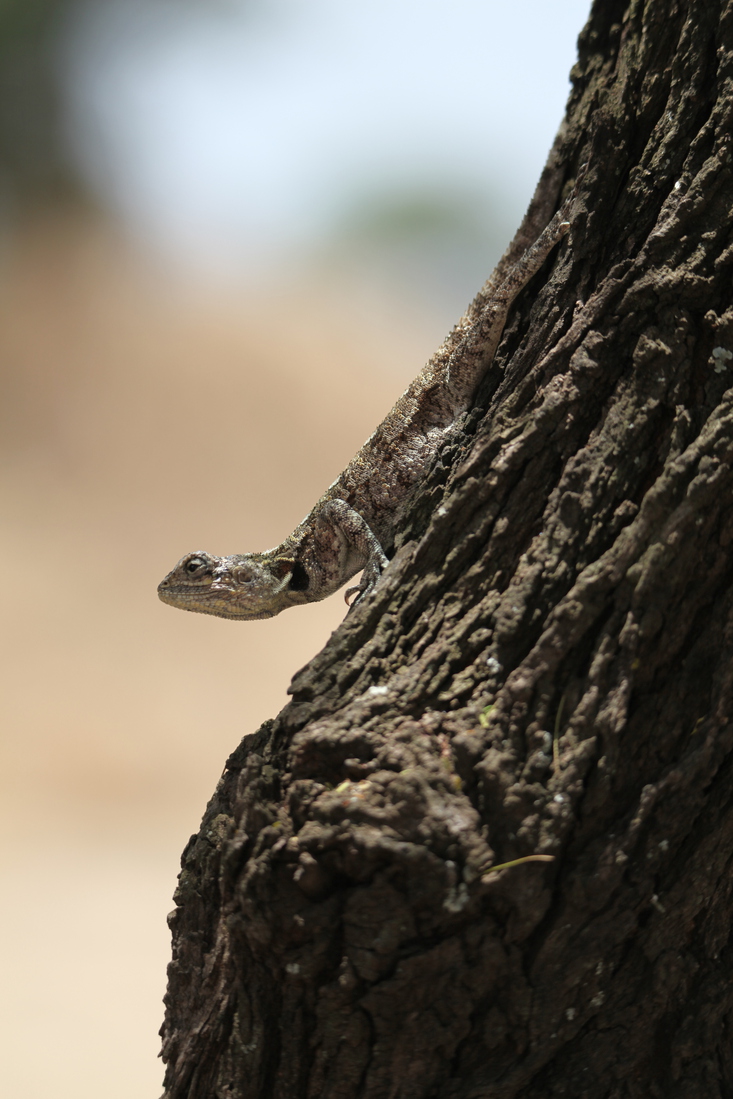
[311,498,390,607]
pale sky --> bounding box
[58,0,591,275]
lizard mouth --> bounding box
[157,585,276,620]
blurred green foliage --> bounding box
[0,0,79,207]
[0,0,61,39]
[344,193,485,241]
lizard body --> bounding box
[158,204,570,620]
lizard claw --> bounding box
[344,553,387,610]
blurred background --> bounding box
[0,1,589,1094]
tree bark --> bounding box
[161,1,733,1095]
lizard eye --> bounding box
[185,557,207,575]
[234,566,254,584]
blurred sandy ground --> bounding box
[0,0,590,1088]
[0,208,438,1096]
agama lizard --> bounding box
[158,203,570,620]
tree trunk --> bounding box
[160,1,733,1095]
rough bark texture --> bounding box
[161,2,733,1095]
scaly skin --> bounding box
[158,204,571,620]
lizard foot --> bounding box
[344,552,388,610]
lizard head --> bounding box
[157,551,309,620]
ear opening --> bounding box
[271,557,296,580]
[271,557,309,592]
[289,562,310,591]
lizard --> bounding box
[157,199,571,621]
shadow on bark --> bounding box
[161,1,733,1095]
